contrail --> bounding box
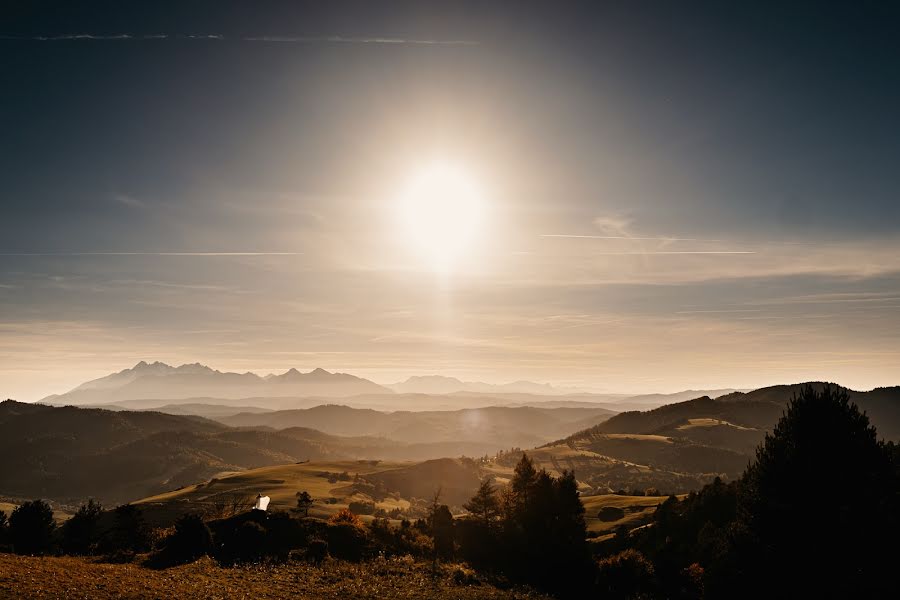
[0,252,304,257]
[0,33,479,45]
[540,234,722,242]
[589,251,755,255]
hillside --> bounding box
[43,362,391,405]
[0,402,533,505]
[507,383,900,494]
[0,554,548,600]
[134,458,484,525]
[219,404,616,447]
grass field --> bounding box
[582,494,681,535]
[0,554,550,600]
[134,460,418,524]
[0,501,72,524]
[676,418,754,431]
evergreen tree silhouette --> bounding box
[464,478,500,528]
[731,385,899,598]
[9,499,55,555]
[295,491,313,517]
[61,499,103,555]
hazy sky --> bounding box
[3,1,900,400]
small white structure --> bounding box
[253,494,270,511]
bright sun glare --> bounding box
[397,162,485,273]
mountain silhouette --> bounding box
[42,362,392,405]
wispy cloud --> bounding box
[541,234,725,242]
[588,250,755,255]
[0,252,304,257]
[0,34,479,46]
[113,193,145,209]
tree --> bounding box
[430,504,454,560]
[61,499,103,555]
[463,478,500,528]
[511,453,538,513]
[295,491,313,517]
[108,504,151,553]
[0,510,8,545]
[730,384,899,598]
[9,499,55,555]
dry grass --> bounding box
[134,460,414,524]
[676,418,754,431]
[581,494,679,534]
[0,554,549,600]
[0,501,71,524]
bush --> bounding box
[162,514,213,564]
[0,510,9,548]
[9,500,55,555]
[307,538,328,564]
[348,501,376,515]
[327,522,368,561]
[596,549,656,599]
[597,506,626,522]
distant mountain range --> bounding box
[42,362,391,405]
[388,375,589,395]
[40,361,745,413]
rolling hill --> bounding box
[0,401,605,505]
[504,383,900,495]
[218,404,617,447]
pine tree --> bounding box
[61,499,103,555]
[463,478,500,528]
[294,491,313,517]
[732,385,899,598]
[9,499,55,555]
[511,453,538,513]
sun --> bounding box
[396,161,486,273]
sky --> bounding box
[2,1,900,400]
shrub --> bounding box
[9,500,55,555]
[348,501,376,515]
[307,538,328,564]
[235,520,267,562]
[597,506,626,522]
[163,514,213,564]
[0,510,9,549]
[596,549,656,599]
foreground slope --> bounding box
[0,555,548,600]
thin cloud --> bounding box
[0,252,304,257]
[0,33,478,46]
[540,234,723,242]
[113,193,145,209]
[590,251,755,255]
[676,309,762,314]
